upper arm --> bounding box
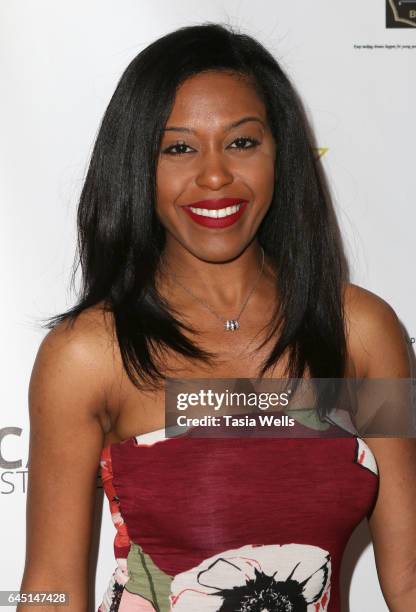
[345,284,416,602]
[19,307,114,610]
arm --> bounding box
[17,307,114,612]
[346,284,416,609]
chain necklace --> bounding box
[164,247,265,331]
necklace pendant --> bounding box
[225,319,240,331]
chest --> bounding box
[104,321,358,446]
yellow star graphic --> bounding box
[313,147,329,160]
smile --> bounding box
[182,200,248,228]
[188,204,242,218]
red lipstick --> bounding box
[182,198,249,229]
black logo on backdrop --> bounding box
[386,0,416,27]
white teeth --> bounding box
[188,204,242,218]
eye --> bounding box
[161,141,194,156]
[228,136,260,150]
[161,136,261,156]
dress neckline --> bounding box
[100,425,188,453]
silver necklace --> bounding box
[165,247,265,332]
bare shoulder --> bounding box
[39,300,115,355]
[21,303,123,600]
[343,282,400,332]
[342,286,416,602]
[342,282,410,378]
[31,301,120,432]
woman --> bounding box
[18,23,416,611]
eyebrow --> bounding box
[163,116,266,133]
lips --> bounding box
[185,198,247,210]
[182,198,249,229]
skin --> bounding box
[18,71,416,611]
[154,70,278,320]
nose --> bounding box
[195,150,234,190]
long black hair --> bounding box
[42,22,350,411]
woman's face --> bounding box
[156,70,276,263]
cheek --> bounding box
[240,156,275,202]
[155,162,188,213]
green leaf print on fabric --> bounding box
[284,408,331,431]
[124,542,173,611]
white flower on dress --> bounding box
[170,543,331,611]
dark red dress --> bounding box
[98,417,379,611]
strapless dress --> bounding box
[97,414,379,611]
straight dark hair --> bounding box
[42,22,350,416]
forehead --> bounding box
[166,71,266,128]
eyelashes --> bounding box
[162,142,192,155]
[161,136,261,156]
[228,137,261,151]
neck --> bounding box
[156,241,275,311]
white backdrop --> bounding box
[1,1,414,610]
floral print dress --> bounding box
[97,416,378,611]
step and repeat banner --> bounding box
[1,1,414,610]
